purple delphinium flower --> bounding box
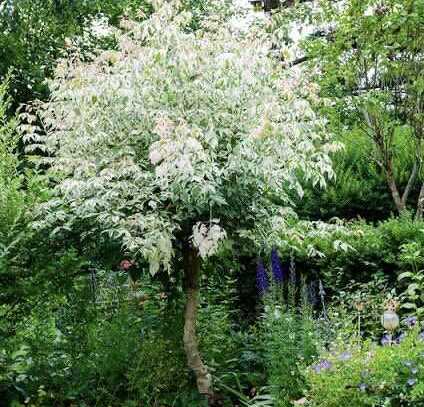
[311,359,333,373]
[407,378,417,386]
[256,258,269,296]
[404,316,418,328]
[271,248,285,283]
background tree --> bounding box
[0,0,152,111]
[27,1,338,403]
[305,0,424,217]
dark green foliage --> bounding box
[0,0,152,109]
[296,128,420,221]
[0,248,256,406]
[278,216,424,290]
[0,268,189,406]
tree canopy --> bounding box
[30,0,338,272]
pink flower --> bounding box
[120,259,135,270]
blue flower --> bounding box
[311,359,333,373]
[271,248,285,283]
[407,378,417,386]
[338,352,352,361]
[411,367,418,375]
[256,258,269,296]
[404,316,418,328]
[381,334,391,346]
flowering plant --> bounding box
[306,329,424,406]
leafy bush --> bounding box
[127,318,193,407]
[263,302,319,406]
[306,329,424,406]
[0,80,27,253]
[1,266,191,406]
[328,272,391,340]
[0,79,49,309]
[258,257,321,407]
[276,216,424,291]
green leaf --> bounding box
[401,302,417,310]
[398,272,414,281]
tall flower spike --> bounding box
[319,279,328,321]
[271,248,284,283]
[308,280,319,306]
[256,258,269,296]
[289,252,296,285]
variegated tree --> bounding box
[27,1,338,402]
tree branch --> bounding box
[283,55,309,68]
[401,160,418,207]
[416,183,424,220]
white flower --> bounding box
[149,149,162,165]
[364,5,375,16]
[192,221,227,258]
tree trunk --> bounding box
[416,183,424,220]
[183,245,214,402]
[385,160,418,215]
[386,166,405,213]
[401,161,418,207]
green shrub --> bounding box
[199,268,266,404]
[127,321,192,406]
[263,306,318,406]
[0,79,48,308]
[306,329,424,406]
[327,272,391,340]
[271,216,424,339]
[260,272,321,407]
[277,216,424,291]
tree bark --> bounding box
[384,160,418,215]
[183,245,214,402]
[416,183,424,220]
[401,161,418,208]
[385,162,405,213]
